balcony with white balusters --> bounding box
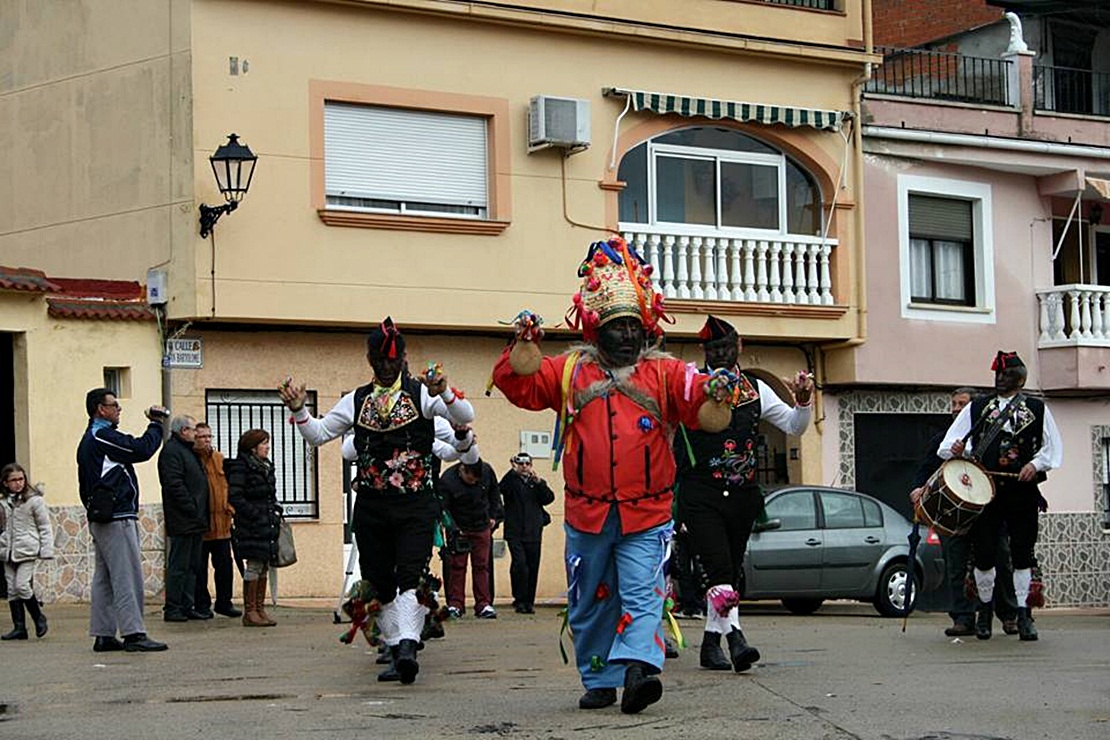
[1035,284,1110,391]
[622,228,839,308]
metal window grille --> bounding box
[205,389,319,519]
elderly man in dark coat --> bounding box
[157,415,211,622]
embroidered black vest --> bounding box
[969,395,1045,474]
[352,375,436,494]
[676,370,762,487]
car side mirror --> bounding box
[753,518,782,533]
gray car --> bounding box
[741,486,945,617]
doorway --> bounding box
[0,333,14,466]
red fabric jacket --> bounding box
[493,347,708,535]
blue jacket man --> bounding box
[76,387,169,652]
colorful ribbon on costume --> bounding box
[663,596,686,649]
[558,607,571,665]
[551,352,581,471]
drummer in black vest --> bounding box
[280,318,475,683]
[938,351,1062,642]
[675,316,813,673]
[910,387,1018,638]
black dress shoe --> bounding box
[122,633,168,652]
[944,619,975,637]
[163,612,188,623]
[621,661,663,714]
[187,608,214,620]
[214,604,242,618]
[578,688,617,709]
[93,636,125,652]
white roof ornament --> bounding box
[1005,12,1029,55]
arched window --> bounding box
[618,127,823,237]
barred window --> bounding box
[205,389,319,519]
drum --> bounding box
[916,458,995,537]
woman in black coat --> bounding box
[225,429,280,627]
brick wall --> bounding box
[873,0,1003,48]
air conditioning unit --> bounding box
[528,95,591,153]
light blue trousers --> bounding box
[564,507,671,690]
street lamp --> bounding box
[198,133,257,238]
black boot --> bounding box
[975,600,993,640]
[578,687,617,709]
[620,661,663,714]
[699,631,731,670]
[1,600,28,640]
[375,643,392,665]
[725,628,761,673]
[1016,607,1038,642]
[395,639,420,685]
[376,646,400,682]
[24,598,48,638]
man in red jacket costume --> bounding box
[493,236,731,714]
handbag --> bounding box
[273,517,298,568]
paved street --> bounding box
[0,602,1107,739]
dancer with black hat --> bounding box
[492,236,737,714]
[279,318,474,684]
[676,315,813,673]
[938,351,1062,641]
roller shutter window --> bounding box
[909,195,974,305]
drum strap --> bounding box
[970,393,1026,462]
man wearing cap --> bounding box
[499,452,555,614]
[492,236,736,714]
[279,318,475,684]
[938,351,1062,642]
[676,315,813,673]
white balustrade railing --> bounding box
[622,228,837,306]
[1036,285,1110,347]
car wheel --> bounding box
[781,598,824,615]
[875,561,920,618]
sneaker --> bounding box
[476,605,498,619]
[446,606,462,619]
[122,633,169,652]
[93,636,125,652]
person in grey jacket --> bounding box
[157,415,211,622]
[0,463,53,640]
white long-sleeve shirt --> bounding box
[937,395,1063,472]
[754,378,812,437]
[291,382,474,449]
[341,417,479,465]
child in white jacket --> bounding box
[0,463,54,640]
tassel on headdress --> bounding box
[367,316,405,359]
[567,236,670,343]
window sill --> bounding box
[906,302,991,315]
[318,209,510,235]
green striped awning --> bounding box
[604,87,848,132]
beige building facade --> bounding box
[2,0,874,602]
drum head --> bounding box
[940,459,994,505]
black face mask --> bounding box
[596,317,646,369]
[994,369,1024,394]
[704,337,739,371]
[369,355,404,386]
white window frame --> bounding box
[898,174,995,324]
[323,102,489,220]
[643,141,791,238]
